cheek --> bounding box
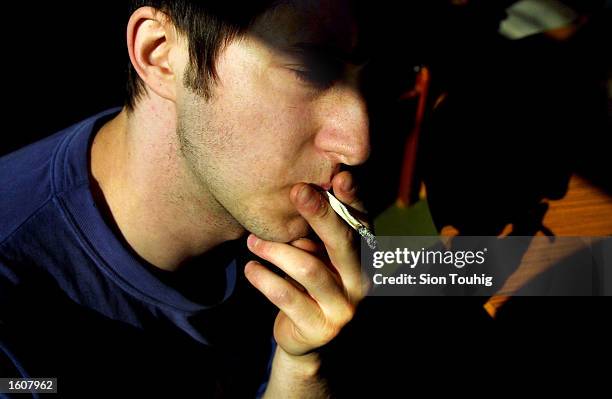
[221,84,315,179]
[209,49,319,188]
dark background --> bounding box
[3,3,127,155]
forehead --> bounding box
[250,0,359,56]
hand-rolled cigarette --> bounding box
[325,191,378,250]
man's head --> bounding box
[126,0,371,243]
[126,0,281,109]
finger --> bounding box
[247,234,353,320]
[289,237,324,256]
[331,170,367,216]
[290,237,342,283]
[244,260,323,332]
[290,184,365,302]
[284,274,307,293]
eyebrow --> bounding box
[285,42,371,66]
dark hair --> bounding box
[126,0,280,110]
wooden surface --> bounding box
[541,174,612,236]
[485,174,611,316]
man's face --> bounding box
[175,0,370,243]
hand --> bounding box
[244,171,369,357]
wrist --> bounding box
[274,345,322,380]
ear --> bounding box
[127,7,181,103]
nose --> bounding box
[313,84,370,166]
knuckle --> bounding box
[270,286,294,307]
[296,259,321,281]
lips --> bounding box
[312,165,341,192]
[320,165,342,191]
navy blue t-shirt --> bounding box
[0,108,277,398]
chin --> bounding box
[259,215,311,243]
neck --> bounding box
[90,97,245,271]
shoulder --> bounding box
[0,109,119,244]
[0,130,66,243]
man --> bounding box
[1,0,371,397]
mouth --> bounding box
[318,183,333,191]
[315,165,342,192]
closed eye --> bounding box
[282,41,370,90]
[289,53,343,89]
[291,67,338,89]
[292,62,342,89]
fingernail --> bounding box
[297,185,315,206]
[247,234,259,248]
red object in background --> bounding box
[396,66,431,208]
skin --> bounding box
[91,0,371,396]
